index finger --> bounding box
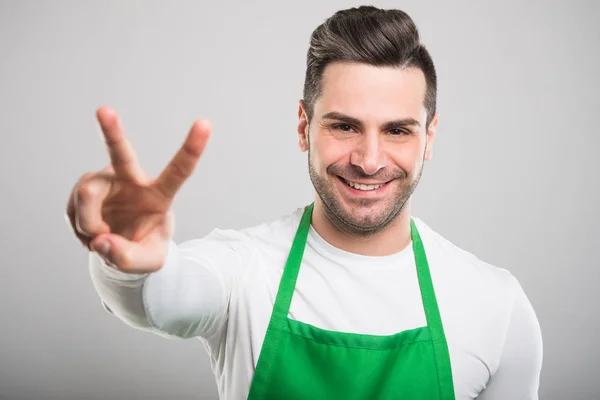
[154,119,212,199]
[96,107,147,183]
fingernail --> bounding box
[96,240,110,256]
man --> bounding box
[66,5,543,400]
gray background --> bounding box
[1,0,598,399]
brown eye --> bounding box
[334,124,353,132]
[389,129,406,135]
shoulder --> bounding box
[205,206,303,242]
[412,218,543,395]
[412,216,523,308]
[186,206,305,256]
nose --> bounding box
[350,131,387,175]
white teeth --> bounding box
[344,179,384,191]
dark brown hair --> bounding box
[303,6,437,128]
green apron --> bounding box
[247,203,455,399]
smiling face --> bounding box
[298,61,438,236]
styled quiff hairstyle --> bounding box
[303,6,437,128]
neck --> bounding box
[310,197,413,256]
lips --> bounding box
[341,177,386,191]
[337,175,391,195]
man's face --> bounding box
[297,61,437,236]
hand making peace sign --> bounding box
[65,107,211,273]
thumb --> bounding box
[90,234,166,273]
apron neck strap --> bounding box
[269,203,313,322]
[270,203,447,340]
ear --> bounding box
[424,112,438,161]
[297,100,309,152]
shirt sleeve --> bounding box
[88,234,241,340]
[477,279,544,399]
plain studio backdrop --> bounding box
[1,0,598,399]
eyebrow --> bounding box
[321,111,421,130]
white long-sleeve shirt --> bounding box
[89,207,543,399]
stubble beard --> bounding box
[308,149,424,238]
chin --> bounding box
[339,200,395,229]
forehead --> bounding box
[317,61,427,121]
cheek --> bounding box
[387,140,425,174]
[311,134,351,172]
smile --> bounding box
[341,177,388,191]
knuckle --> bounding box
[77,181,102,201]
[74,211,96,237]
[78,171,95,184]
[75,218,93,237]
[167,161,190,180]
[182,142,202,159]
